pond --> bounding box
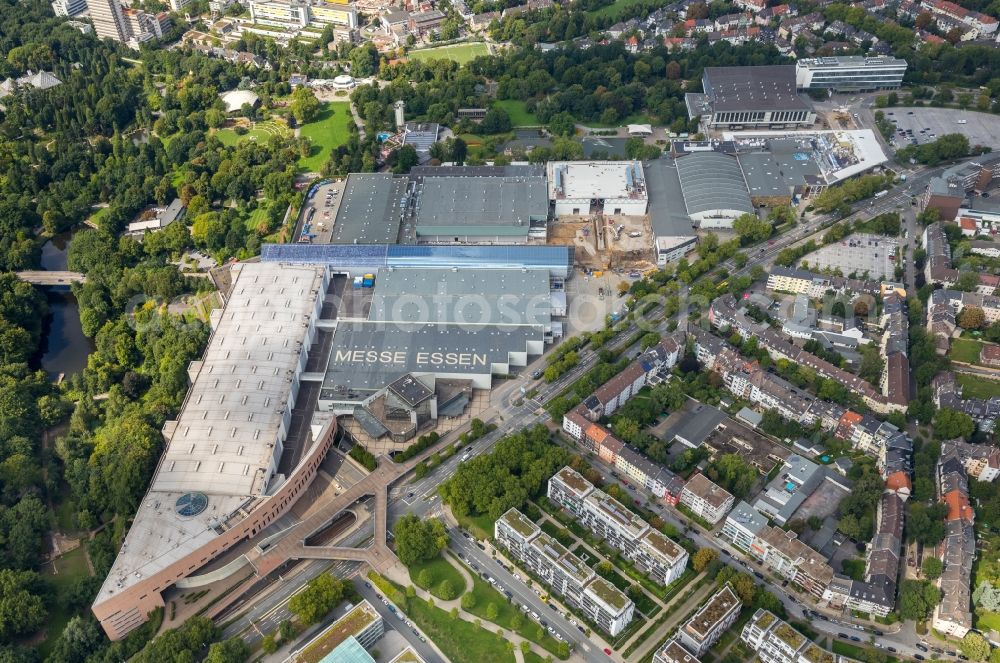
[37,230,94,380]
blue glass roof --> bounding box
[260,244,573,276]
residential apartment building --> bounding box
[932,442,975,638]
[679,473,734,524]
[548,467,688,586]
[742,609,861,663]
[677,585,742,656]
[87,0,130,42]
[749,526,835,599]
[653,638,702,663]
[823,492,904,617]
[52,0,87,16]
[932,371,1000,433]
[495,508,635,635]
[721,500,768,551]
[794,56,907,91]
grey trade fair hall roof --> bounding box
[321,321,544,393]
[675,152,754,216]
[368,268,552,326]
[331,173,408,244]
[702,65,810,113]
[644,158,697,237]
[414,175,548,234]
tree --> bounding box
[287,573,345,625]
[958,305,986,329]
[261,634,278,654]
[461,592,478,610]
[394,514,447,566]
[921,557,943,580]
[480,107,512,134]
[548,112,576,137]
[418,568,433,587]
[960,632,991,661]
[289,85,320,124]
[732,213,772,244]
[486,602,499,620]
[974,580,1000,611]
[204,638,251,663]
[692,548,718,572]
[391,144,419,174]
[933,408,975,440]
[437,579,457,600]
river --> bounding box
[37,231,94,380]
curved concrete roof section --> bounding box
[676,152,754,218]
[93,262,327,615]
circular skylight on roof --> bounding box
[175,492,208,517]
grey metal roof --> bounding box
[738,151,820,198]
[368,268,552,326]
[644,158,696,237]
[321,321,544,393]
[331,173,407,244]
[675,152,753,216]
[414,175,548,234]
[702,65,811,112]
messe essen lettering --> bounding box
[334,350,488,367]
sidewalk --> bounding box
[616,570,707,654]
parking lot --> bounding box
[296,179,346,244]
[885,107,1000,150]
[801,233,899,280]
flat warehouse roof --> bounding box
[369,268,552,326]
[322,321,544,392]
[547,161,648,202]
[414,175,548,232]
[331,173,407,244]
[703,65,810,112]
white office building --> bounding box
[795,56,907,91]
[52,0,88,17]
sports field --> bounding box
[408,42,490,64]
[298,102,353,172]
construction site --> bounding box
[546,213,657,271]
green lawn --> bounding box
[298,102,353,173]
[464,575,567,658]
[409,555,467,599]
[405,596,516,663]
[951,337,985,364]
[524,653,548,663]
[40,545,93,657]
[408,42,490,64]
[587,0,653,19]
[215,120,291,147]
[976,610,1000,632]
[832,640,902,663]
[494,100,540,127]
[957,373,1000,399]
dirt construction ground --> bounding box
[548,215,656,270]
